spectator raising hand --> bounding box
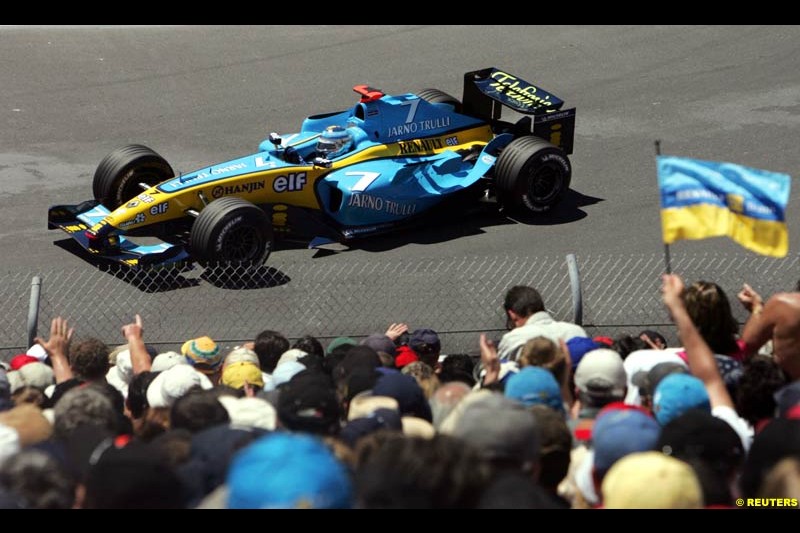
[661,273,752,451]
[479,333,501,387]
[738,283,764,315]
[384,323,409,342]
[121,314,151,375]
[33,316,75,383]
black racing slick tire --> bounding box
[93,144,174,210]
[495,136,571,214]
[189,197,273,267]
[417,88,462,112]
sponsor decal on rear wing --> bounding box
[464,68,564,115]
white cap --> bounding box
[106,350,134,398]
[151,351,189,373]
[574,349,626,398]
[218,396,276,431]
[223,347,260,369]
[276,349,308,368]
[270,361,306,387]
[146,364,213,408]
[8,363,54,393]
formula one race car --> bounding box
[48,67,576,269]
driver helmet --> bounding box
[316,125,354,159]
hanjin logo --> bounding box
[211,181,266,199]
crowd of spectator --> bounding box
[1,271,800,509]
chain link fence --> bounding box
[0,252,797,362]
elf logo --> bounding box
[273,172,307,193]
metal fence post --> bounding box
[27,276,41,349]
[566,254,583,325]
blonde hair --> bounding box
[759,457,800,503]
[518,336,567,385]
[401,361,440,399]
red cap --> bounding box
[394,345,419,369]
[9,354,38,371]
[593,336,614,347]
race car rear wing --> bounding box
[462,68,576,155]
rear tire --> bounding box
[189,197,273,267]
[417,88,462,112]
[495,137,571,214]
[93,145,174,210]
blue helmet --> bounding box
[316,125,354,159]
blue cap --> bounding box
[227,432,353,509]
[566,337,602,369]
[653,373,710,426]
[504,366,564,412]
[372,372,432,422]
[592,408,661,474]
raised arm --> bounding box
[479,333,501,387]
[122,314,151,375]
[33,316,74,383]
[661,274,733,409]
[738,283,771,357]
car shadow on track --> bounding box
[508,189,604,226]
[200,267,291,290]
[53,239,291,292]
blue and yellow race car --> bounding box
[48,67,576,269]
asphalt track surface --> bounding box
[1,25,800,353]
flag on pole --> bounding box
[658,156,791,257]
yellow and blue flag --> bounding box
[658,156,791,257]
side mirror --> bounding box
[268,132,282,147]
[312,157,333,169]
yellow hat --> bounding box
[602,451,703,508]
[181,336,222,375]
[221,361,264,389]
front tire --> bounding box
[93,145,174,210]
[495,137,571,214]
[189,197,273,267]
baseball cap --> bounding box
[326,337,357,355]
[146,364,213,409]
[151,351,188,372]
[360,334,397,357]
[632,361,689,398]
[221,361,265,389]
[451,393,539,464]
[574,349,626,399]
[16,362,55,391]
[653,373,710,426]
[276,373,341,435]
[223,346,260,368]
[592,408,660,475]
[565,337,602,369]
[601,451,704,508]
[371,372,432,422]
[218,396,276,431]
[394,345,419,369]
[409,329,441,353]
[504,366,564,412]
[9,355,37,371]
[227,432,352,508]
